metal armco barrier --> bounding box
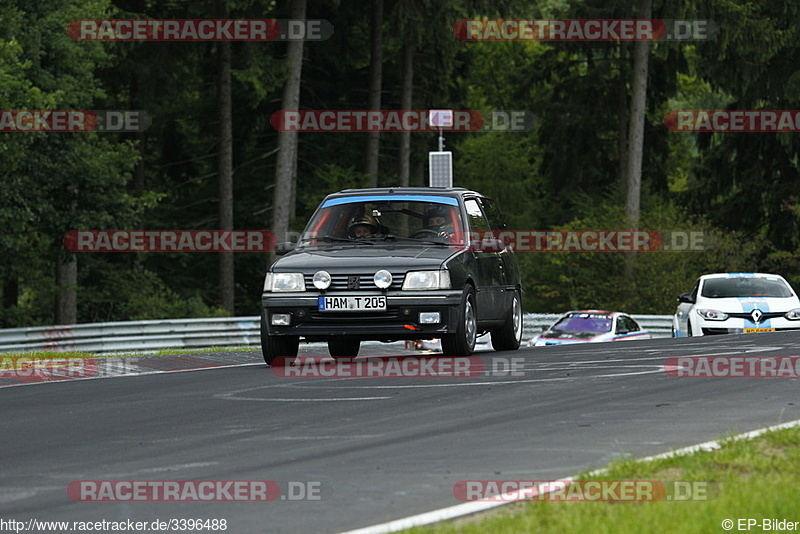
[0,314,674,353]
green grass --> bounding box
[403,426,800,534]
[0,346,258,363]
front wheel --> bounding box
[261,312,299,366]
[491,289,522,351]
[442,286,477,356]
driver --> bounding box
[423,206,454,234]
[348,214,380,238]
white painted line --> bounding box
[631,418,800,464]
[222,396,393,402]
[0,361,264,389]
[338,418,800,534]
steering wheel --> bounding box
[411,229,447,240]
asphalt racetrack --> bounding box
[2,332,800,533]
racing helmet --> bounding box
[423,205,451,229]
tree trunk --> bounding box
[55,253,77,325]
[398,35,413,187]
[624,0,652,226]
[218,39,235,315]
[365,0,384,186]
[270,0,307,266]
[623,0,652,289]
[617,43,629,188]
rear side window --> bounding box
[479,198,508,231]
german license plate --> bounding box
[318,295,387,312]
[744,328,775,333]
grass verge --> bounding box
[403,426,800,534]
[0,346,257,362]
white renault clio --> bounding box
[673,273,800,337]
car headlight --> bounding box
[785,309,800,320]
[374,269,393,289]
[696,308,728,321]
[263,272,305,292]
[401,270,451,290]
[312,270,331,290]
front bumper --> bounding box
[695,317,800,335]
[261,290,463,341]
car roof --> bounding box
[328,187,482,199]
[562,310,621,318]
[699,272,787,281]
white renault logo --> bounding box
[750,309,763,324]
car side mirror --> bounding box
[274,242,295,256]
[677,293,695,304]
[477,236,504,252]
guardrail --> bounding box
[0,314,673,353]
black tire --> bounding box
[687,319,694,337]
[260,311,299,366]
[491,289,522,351]
[328,339,361,359]
[442,286,477,356]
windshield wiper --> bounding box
[382,235,461,246]
[299,235,375,245]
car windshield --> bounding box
[298,198,466,246]
[701,277,794,298]
[551,314,612,333]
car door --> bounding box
[463,198,504,320]
[478,197,520,312]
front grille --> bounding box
[726,312,786,321]
[304,273,405,291]
[307,310,401,321]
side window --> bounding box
[464,198,490,232]
[617,316,637,333]
[479,198,507,231]
[615,317,625,334]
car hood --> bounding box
[695,296,800,312]
[273,245,458,272]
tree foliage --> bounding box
[2,0,800,326]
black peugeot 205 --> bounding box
[260,187,522,365]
